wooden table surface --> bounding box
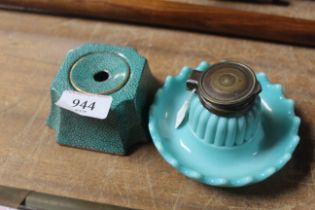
[0,1,314,209]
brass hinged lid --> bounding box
[187,61,261,115]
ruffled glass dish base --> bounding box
[149,61,300,187]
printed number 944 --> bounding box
[72,99,96,110]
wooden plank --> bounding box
[0,0,314,47]
[0,8,314,210]
[25,192,135,210]
[0,186,30,208]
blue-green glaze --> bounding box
[149,61,300,187]
[47,43,157,155]
[70,52,130,94]
[189,94,262,147]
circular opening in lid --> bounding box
[93,71,109,82]
[69,52,130,94]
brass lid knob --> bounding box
[187,61,261,115]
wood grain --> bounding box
[0,186,30,208]
[0,6,314,210]
[0,0,315,47]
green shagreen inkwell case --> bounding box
[47,43,158,155]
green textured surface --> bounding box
[70,52,130,94]
[47,43,157,155]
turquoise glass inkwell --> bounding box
[149,60,300,187]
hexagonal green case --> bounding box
[47,43,158,155]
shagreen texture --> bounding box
[47,43,158,155]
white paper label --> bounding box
[55,90,112,120]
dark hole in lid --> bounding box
[93,71,109,82]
